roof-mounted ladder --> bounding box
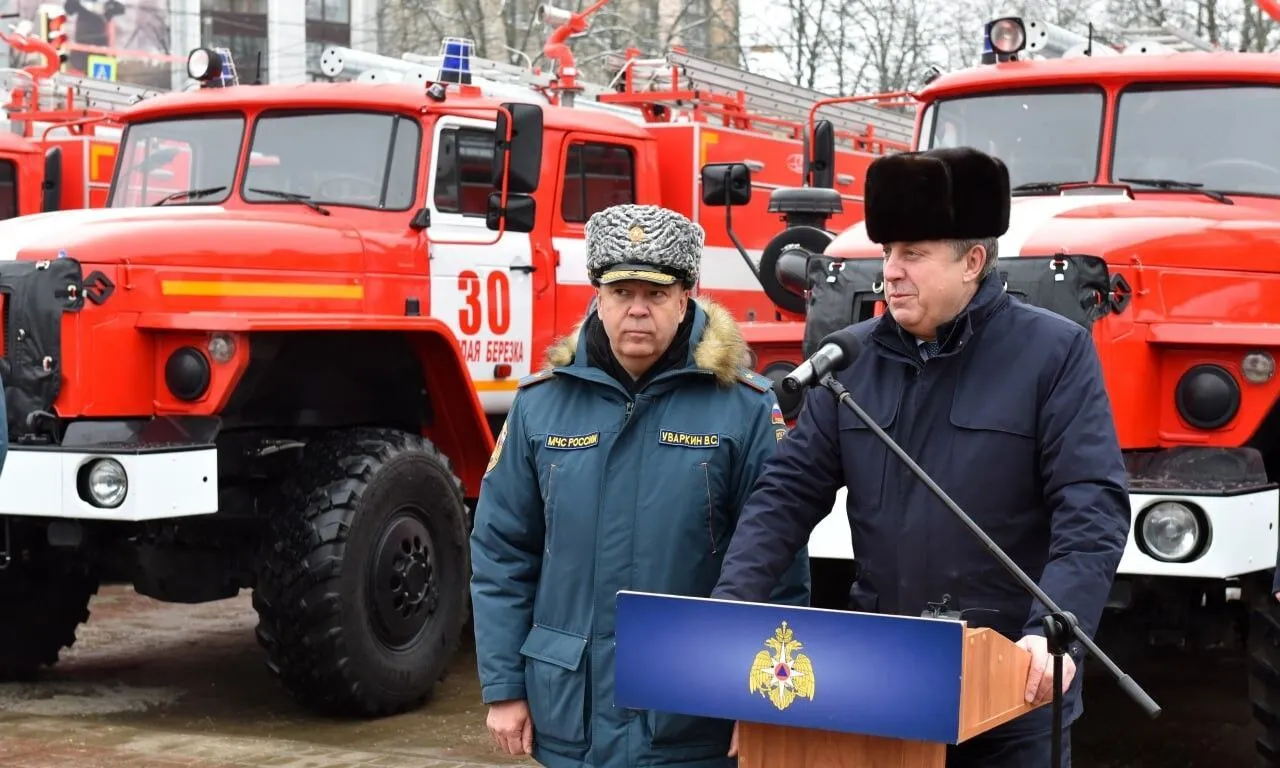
[1024,18,1216,58]
[1110,24,1216,52]
[316,44,643,121]
[2,69,167,113]
[319,44,553,88]
[318,43,916,148]
[604,48,917,148]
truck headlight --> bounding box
[1138,501,1205,562]
[81,458,128,509]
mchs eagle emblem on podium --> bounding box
[748,620,815,711]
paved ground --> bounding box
[0,586,527,768]
[0,586,1261,767]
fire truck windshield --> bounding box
[241,111,420,211]
[109,115,244,207]
[1111,84,1280,198]
[920,87,1104,191]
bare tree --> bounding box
[376,0,457,59]
[741,0,841,90]
[842,0,937,93]
[1239,0,1280,51]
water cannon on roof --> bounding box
[535,3,576,28]
[539,0,610,107]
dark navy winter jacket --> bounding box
[712,272,1131,726]
[470,298,810,768]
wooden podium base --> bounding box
[739,723,946,767]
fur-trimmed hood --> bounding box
[543,297,750,387]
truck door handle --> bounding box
[509,264,536,273]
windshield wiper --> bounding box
[151,185,227,206]
[247,188,331,215]
[1011,181,1064,194]
[1117,177,1233,205]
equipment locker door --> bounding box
[426,115,535,416]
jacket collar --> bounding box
[543,296,751,395]
[872,271,1010,361]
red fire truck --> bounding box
[0,4,911,717]
[318,20,915,424]
[750,8,1280,759]
[0,28,153,219]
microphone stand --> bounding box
[816,373,1160,766]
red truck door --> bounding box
[425,114,538,416]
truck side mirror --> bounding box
[701,162,751,206]
[809,120,835,189]
[42,147,62,212]
[486,192,536,233]
[491,102,544,195]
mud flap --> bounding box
[800,254,1116,356]
[0,258,86,441]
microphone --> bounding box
[812,373,1160,765]
[781,328,862,393]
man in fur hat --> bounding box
[470,203,810,767]
[710,147,1130,766]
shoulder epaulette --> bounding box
[735,369,773,393]
[518,369,556,389]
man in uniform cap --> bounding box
[710,147,1131,767]
[470,203,810,767]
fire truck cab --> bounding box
[752,11,1280,757]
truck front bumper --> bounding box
[809,486,1278,580]
[0,445,219,522]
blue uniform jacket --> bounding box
[712,273,1130,727]
[470,298,811,768]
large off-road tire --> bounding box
[1250,586,1280,765]
[253,428,471,718]
[0,554,98,680]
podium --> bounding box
[614,590,1043,767]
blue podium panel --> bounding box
[614,591,967,745]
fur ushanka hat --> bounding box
[862,146,1011,245]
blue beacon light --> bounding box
[438,37,474,85]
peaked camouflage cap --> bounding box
[584,203,705,288]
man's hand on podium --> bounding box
[486,699,533,755]
[1017,634,1077,706]
[728,721,739,757]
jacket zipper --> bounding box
[545,464,557,556]
[701,461,716,553]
